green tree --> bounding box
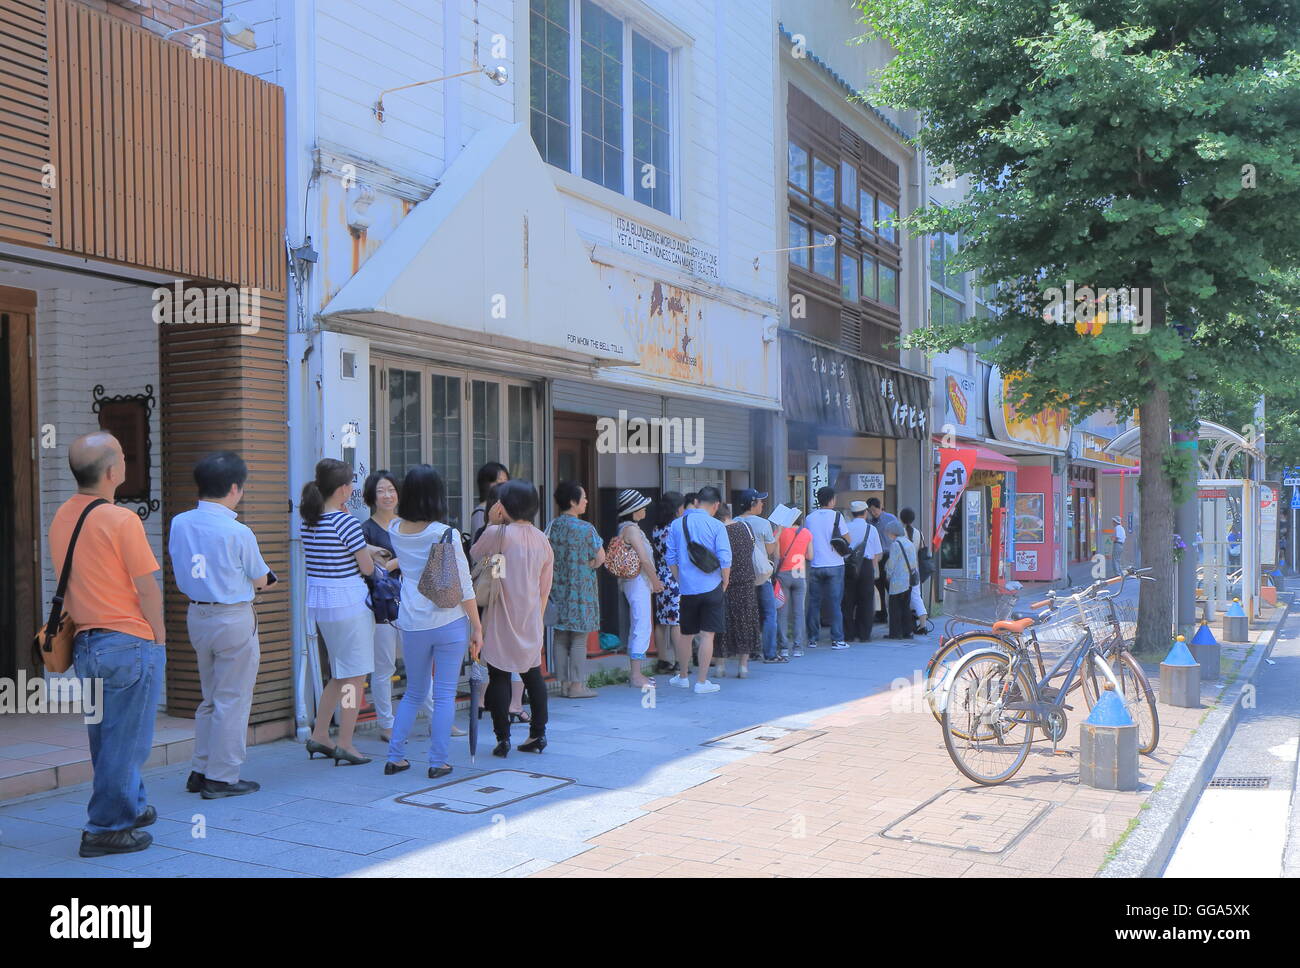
[859,0,1300,651]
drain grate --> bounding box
[702,724,824,753]
[396,769,574,813]
[881,789,1053,854]
[1208,776,1270,789]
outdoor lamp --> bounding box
[162,15,258,52]
[374,64,510,122]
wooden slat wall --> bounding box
[26,0,287,292]
[159,290,291,723]
[0,0,54,246]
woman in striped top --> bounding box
[302,458,376,766]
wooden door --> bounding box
[0,287,39,679]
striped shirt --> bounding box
[302,510,366,579]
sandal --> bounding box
[509,710,531,724]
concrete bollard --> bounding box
[1223,598,1249,643]
[1159,636,1201,708]
[1189,622,1220,683]
[1079,685,1139,791]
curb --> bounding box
[1099,593,1292,878]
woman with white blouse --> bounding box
[384,465,484,779]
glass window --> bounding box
[430,374,463,529]
[877,200,897,242]
[861,254,877,301]
[812,156,835,206]
[931,290,964,327]
[840,250,859,301]
[471,380,500,473]
[632,31,671,213]
[788,141,809,194]
[879,264,898,306]
[840,161,857,210]
[812,230,835,278]
[507,385,536,482]
[529,0,571,170]
[789,217,810,269]
[580,0,623,193]
[388,368,423,480]
[858,188,875,235]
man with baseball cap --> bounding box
[842,499,883,641]
[1111,516,1127,576]
[736,489,780,663]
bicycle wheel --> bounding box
[1079,650,1160,754]
[924,632,1008,723]
[941,651,1036,785]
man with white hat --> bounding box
[1111,516,1127,576]
[842,500,883,641]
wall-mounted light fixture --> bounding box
[162,15,257,51]
[373,63,508,123]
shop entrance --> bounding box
[0,288,38,681]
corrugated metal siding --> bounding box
[551,379,662,420]
[665,397,752,470]
[0,0,54,246]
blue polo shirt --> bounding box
[666,508,733,595]
[169,501,269,604]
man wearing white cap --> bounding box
[1111,516,1127,576]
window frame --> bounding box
[529,0,680,217]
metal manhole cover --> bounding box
[1208,776,1270,789]
[702,725,824,753]
[396,770,574,814]
[881,789,1053,854]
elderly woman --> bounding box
[882,519,919,640]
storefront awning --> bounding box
[781,331,931,438]
[320,123,638,367]
[972,446,1019,473]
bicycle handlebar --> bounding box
[1026,566,1151,615]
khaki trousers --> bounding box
[187,602,260,784]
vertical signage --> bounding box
[965,490,983,580]
[808,454,829,501]
[934,448,977,550]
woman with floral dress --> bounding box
[650,492,685,673]
[546,481,604,698]
[715,503,760,677]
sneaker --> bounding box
[831,641,850,650]
[200,778,261,800]
[792,648,804,657]
[693,680,721,694]
[133,805,157,828]
[669,675,692,689]
[778,650,789,660]
[79,828,153,858]
[807,641,818,649]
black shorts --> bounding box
[679,584,727,636]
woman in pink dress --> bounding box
[471,480,554,757]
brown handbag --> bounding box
[33,499,108,674]
[417,527,464,608]
[471,525,507,611]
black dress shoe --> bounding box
[185,771,206,793]
[80,828,153,858]
[492,740,510,758]
[384,760,411,775]
[133,805,157,828]
[428,765,453,779]
[199,778,261,800]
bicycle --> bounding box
[938,569,1160,786]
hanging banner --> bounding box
[934,447,978,550]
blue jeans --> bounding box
[388,618,469,769]
[756,580,778,660]
[776,570,807,651]
[72,629,165,834]
[805,566,845,644]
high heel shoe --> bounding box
[492,740,510,758]
[383,760,410,775]
[306,739,336,760]
[332,748,373,767]
[517,735,547,754]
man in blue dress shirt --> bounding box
[665,485,732,694]
[168,452,271,799]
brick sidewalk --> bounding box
[533,633,1260,878]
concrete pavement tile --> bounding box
[0,845,63,874]
[134,853,314,877]
[261,820,409,854]
[16,859,145,878]
[0,815,76,847]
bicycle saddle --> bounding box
[992,617,1034,634]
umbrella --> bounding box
[468,660,487,763]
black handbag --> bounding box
[828,511,852,557]
[683,513,720,573]
[364,568,401,624]
[896,539,920,587]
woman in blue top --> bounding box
[546,481,604,698]
[384,465,483,779]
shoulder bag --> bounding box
[541,519,559,626]
[417,527,465,609]
[896,538,920,588]
[364,568,402,624]
[33,499,108,674]
[604,521,643,580]
[770,527,807,609]
[472,525,507,611]
[741,517,774,585]
[828,511,852,557]
[683,512,721,573]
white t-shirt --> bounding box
[805,508,849,568]
[845,517,883,558]
[1114,524,1127,544]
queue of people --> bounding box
[46,431,929,859]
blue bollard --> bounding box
[1079,685,1139,791]
[1223,598,1249,643]
[1160,635,1200,708]
[1189,622,1220,683]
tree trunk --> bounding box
[1136,385,1175,655]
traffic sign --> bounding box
[1291,487,1300,510]
[1285,477,1300,486]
